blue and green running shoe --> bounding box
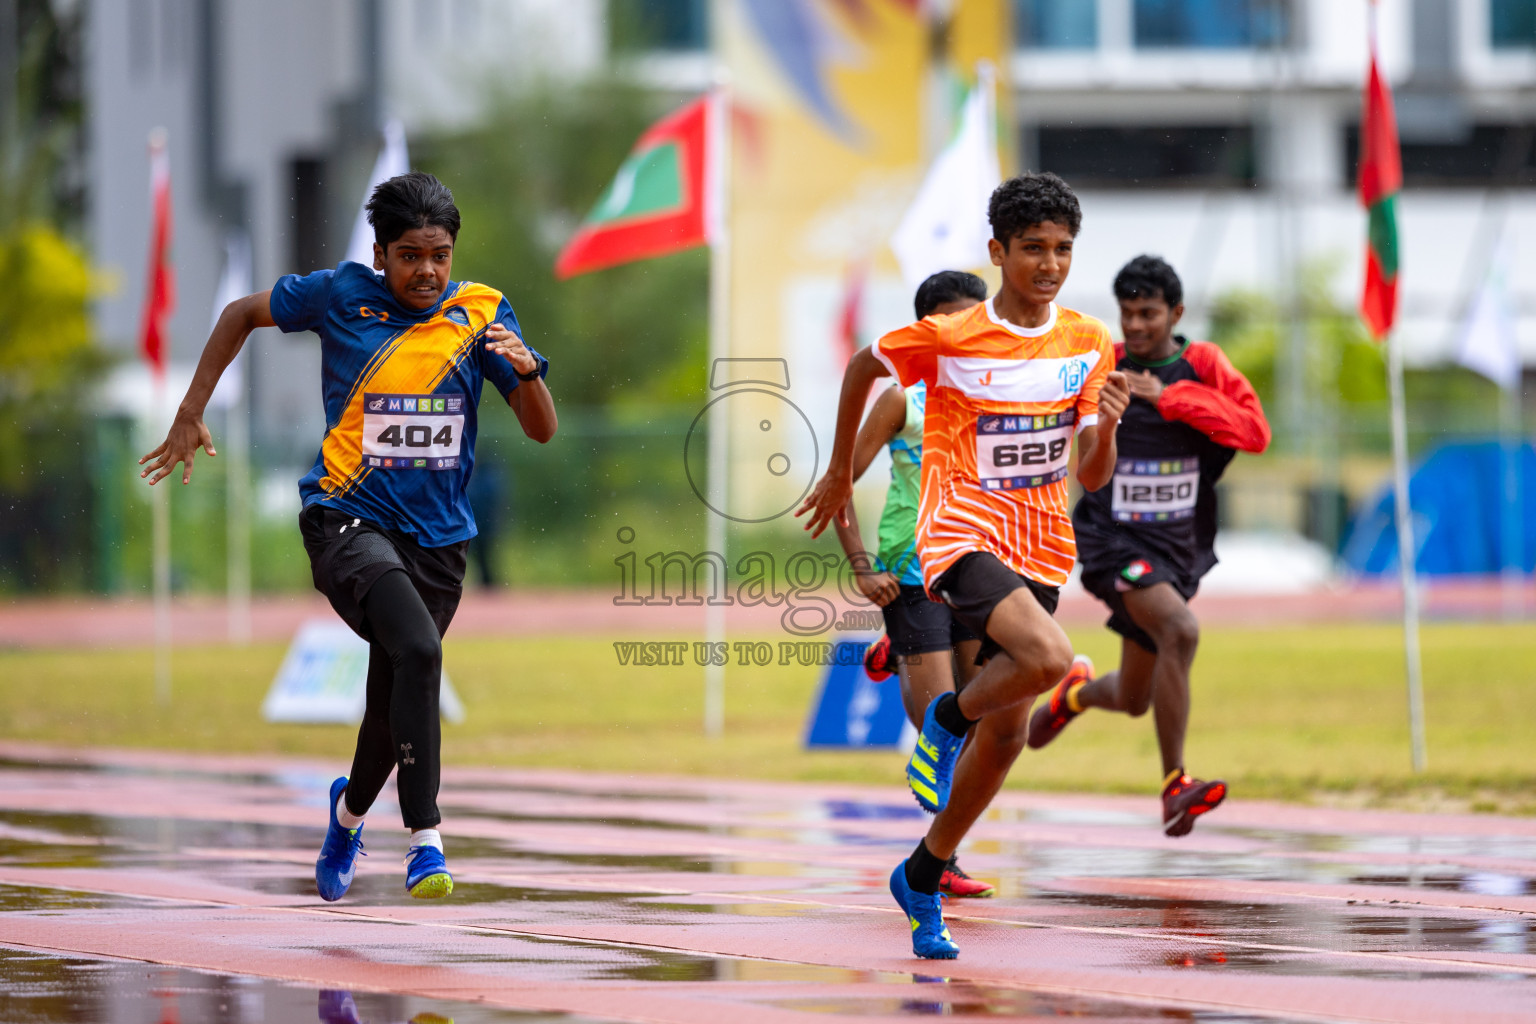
[889,861,959,959]
[315,776,365,902]
[907,696,965,813]
[405,843,453,899]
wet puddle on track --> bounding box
[0,749,1533,1023]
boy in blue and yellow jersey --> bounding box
[140,172,557,903]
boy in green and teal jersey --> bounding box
[833,271,994,899]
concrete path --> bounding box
[0,743,1533,1023]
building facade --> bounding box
[87,0,1535,463]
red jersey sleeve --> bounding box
[1159,341,1271,453]
[1073,320,1116,432]
[871,317,940,388]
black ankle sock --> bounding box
[905,839,948,895]
[933,692,977,738]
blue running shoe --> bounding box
[315,776,365,902]
[907,696,965,813]
[405,843,453,899]
[890,860,958,959]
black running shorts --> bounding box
[880,583,979,657]
[299,505,468,642]
[1079,554,1198,655]
[931,552,1060,663]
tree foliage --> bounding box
[1209,259,1516,452]
[0,1,101,591]
[1208,260,1388,412]
[415,79,710,415]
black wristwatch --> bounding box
[515,357,546,382]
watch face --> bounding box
[685,386,819,524]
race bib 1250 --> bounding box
[361,393,465,471]
[1111,457,1199,523]
[976,409,1075,491]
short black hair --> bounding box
[988,172,1082,245]
[914,270,988,319]
[1113,255,1183,308]
[366,171,462,248]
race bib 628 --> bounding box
[976,409,1075,491]
[361,393,466,471]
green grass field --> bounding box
[1,621,1532,813]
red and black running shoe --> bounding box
[1162,773,1226,837]
[939,857,995,898]
[1025,654,1094,749]
[863,633,896,682]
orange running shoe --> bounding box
[939,857,995,898]
[1026,654,1094,749]
[863,633,896,682]
[1162,773,1226,837]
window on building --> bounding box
[1016,0,1097,49]
[1345,124,1536,186]
[1491,0,1536,48]
[1035,125,1257,187]
[610,0,707,52]
[1134,0,1289,48]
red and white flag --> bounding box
[555,96,717,279]
[139,129,176,376]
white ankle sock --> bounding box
[336,792,364,829]
[410,828,443,852]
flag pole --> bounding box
[703,80,732,738]
[1363,0,1425,772]
[144,126,173,705]
[1386,327,1426,771]
[153,371,172,704]
[226,374,252,645]
[214,230,254,645]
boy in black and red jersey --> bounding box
[1027,255,1270,837]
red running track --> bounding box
[1,743,1534,1022]
[2,576,1533,649]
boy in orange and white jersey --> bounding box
[800,173,1129,959]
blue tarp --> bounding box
[1340,441,1536,576]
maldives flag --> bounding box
[555,97,714,279]
[1358,24,1401,340]
[139,130,176,374]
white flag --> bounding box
[1456,232,1521,392]
[207,230,253,410]
[344,118,410,268]
[890,65,1001,293]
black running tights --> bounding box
[341,569,443,829]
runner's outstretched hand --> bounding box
[796,469,853,539]
[139,410,216,486]
[484,323,540,377]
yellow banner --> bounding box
[709,0,1012,526]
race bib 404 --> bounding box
[1111,457,1199,523]
[976,409,1076,491]
[361,393,466,471]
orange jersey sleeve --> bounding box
[871,317,941,388]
